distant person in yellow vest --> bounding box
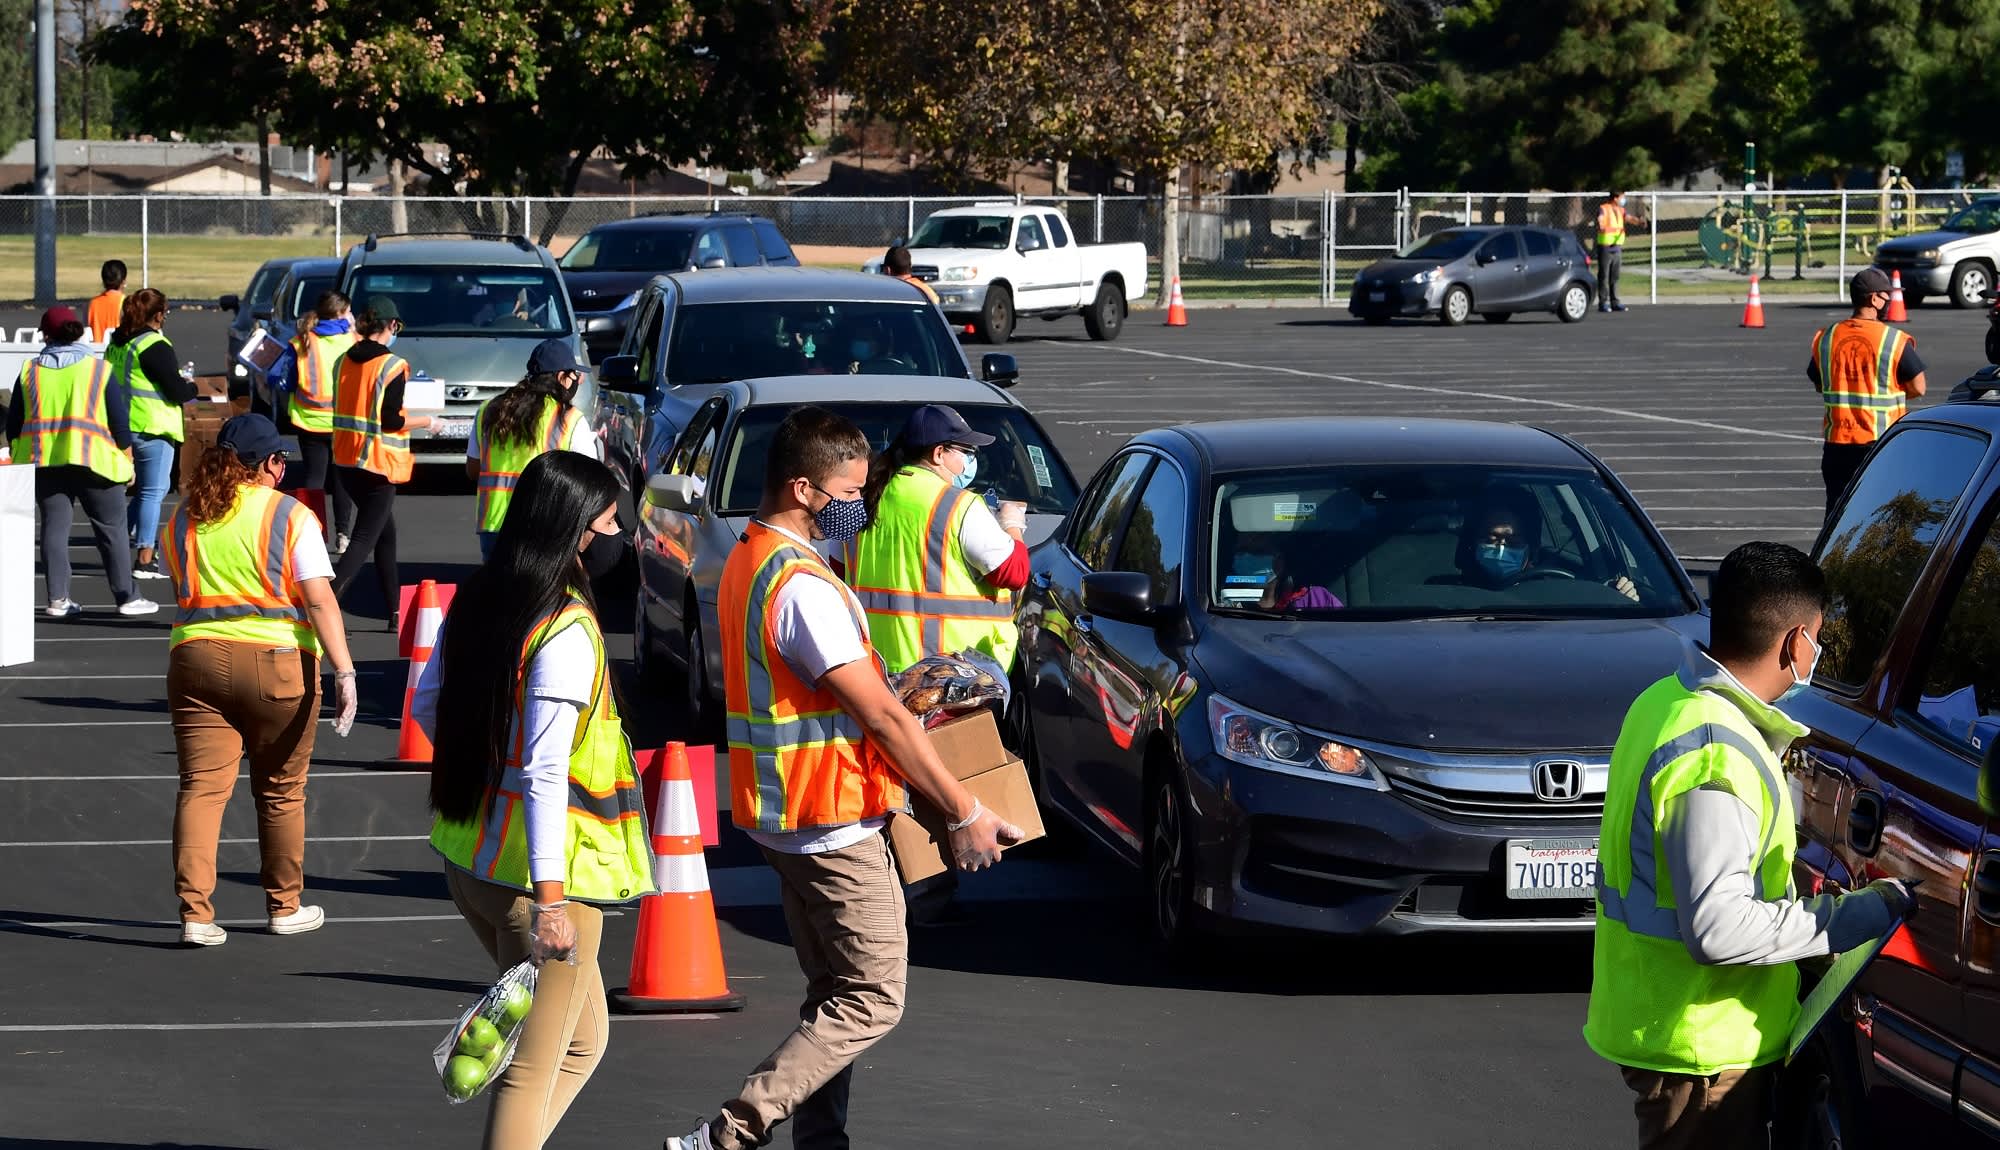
[414,450,652,1150]
[1809,267,1927,512]
[4,305,157,617]
[329,301,432,631]
[665,406,1020,1150]
[106,288,196,581]
[467,338,597,560]
[86,259,126,341]
[162,413,357,946]
[1595,190,1647,313]
[1585,542,1914,1149]
[883,244,940,304]
[268,289,359,554]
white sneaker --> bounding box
[663,1123,715,1150]
[117,596,160,616]
[44,598,81,619]
[182,921,227,947]
[268,905,325,935]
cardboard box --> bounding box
[178,399,238,488]
[887,709,1046,883]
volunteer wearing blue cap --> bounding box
[468,338,600,560]
[163,413,357,947]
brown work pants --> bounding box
[446,868,609,1150]
[710,833,909,1150]
[1621,1063,1776,1150]
[168,638,320,923]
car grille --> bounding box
[1394,878,1595,922]
[1383,775,1604,824]
[1875,251,1937,269]
[910,265,940,283]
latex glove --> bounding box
[529,900,578,965]
[1865,877,1919,920]
[946,799,1025,873]
[330,669,359,738]
[996,500,1028,535]
[1608,575,1639,602]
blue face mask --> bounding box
[952,449,978,490]
[812,486,868,542]
[1476,541,1527,582]
[1778,629,1822,704]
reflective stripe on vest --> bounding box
[164,484,320,653]
[288,331,355,434]
[331,352,412,483]
[8,358,133,484]
[1597,201,1626,247]
[428,601,655,903]
[1817,319,1908,446]
[108,330,184,443]
[476,396,573,532]
[847,467,1016,673]
[721,523,908,833]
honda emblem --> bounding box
[1533,760,1584,803]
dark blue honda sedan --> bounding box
[1009,418,1707,951]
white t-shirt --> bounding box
[289,526,334,583]
[744,519,888,856]
[956,494,1017,575]
[466,402,600,462]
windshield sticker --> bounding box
[1272,501,1316,522]
[1027,445,1053,490]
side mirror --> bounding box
[1477,250,1498,266]
[645,472,701,514]
[598,354,641,392]
[981,353,1019,387]
[252,308,273,321]
[699,256,728,270]
[1081,570,1157,625]
[219,293,240,313]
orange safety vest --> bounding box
[1596,201,1627,247]
[1814,318,1914,446]
[897,273,941,304]
[332,351,413,483]
[86,291,123,341]
[720,521,909,833]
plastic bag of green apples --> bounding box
[434,960,538,1103]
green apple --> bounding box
[443,1054,487,1101]
[457,1016,501,1059]
[498,982,533,1030]
[482,1044,506,1074]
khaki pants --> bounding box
[711,833,908,1150]
[446,868,608,1150]
[1621,1063,1775,1150]
[168,638,320,922]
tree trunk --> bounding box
[1053,158,1070,196]
[1156,163,1181,309]
[256,111,271,196]
[390,157,408,232]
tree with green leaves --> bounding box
[0,0,33,158]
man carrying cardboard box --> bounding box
[666,405,1021,1150]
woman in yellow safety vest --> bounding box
[414,449,650,1150]
[467,338,594,561]
[4,305,157,618]
[161,413,357,947]
[267,289,358,554]
[105,288,196,581]
[329,301,432,632]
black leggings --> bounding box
[330,467,398,612]
[293,433,356,539]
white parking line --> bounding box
[0,717,395,729]
[0,1013,708,1034]
[1629,487,1820,494]
[0,770,427,782]
[0,834,433,847]
[3,910,621,930]
[27,636,172,643]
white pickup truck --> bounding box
[866,204,1149,344]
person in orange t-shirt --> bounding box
[85,259,127,341]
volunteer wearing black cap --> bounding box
[468,338,599,560]
[329,300,432,631]
[1808,267,1927,512]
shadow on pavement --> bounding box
[19,696,166,715]
[0,912,188,951]
[218,868,446,901]
[289,969,488,997]
[0,1142,255,1149]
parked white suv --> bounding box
[866,204,1148,344]
[1874,197,2000,309]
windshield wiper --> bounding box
[1413,612,1572,622]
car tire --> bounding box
[1083,282,1126,341]
[1360,314,1392,326]
[1146,768,1205,959]
[1007,674,1086,855]
[1440,285,1472,326]
[1480,312,1512,324]
[975,285,1015,344]
[1951,261,1993,309]
[1777,1031,1871,1150]
[1558,282,1591,323]
[680,601,717,740]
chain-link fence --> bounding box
[0,188,1991,305]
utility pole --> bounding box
[34,0,57,304]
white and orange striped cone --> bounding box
[1164,276,1188,327]
[1886,269,1909,321]
[1741,275,1765,329]
[611,742,745,1014]
[393,579,444,764]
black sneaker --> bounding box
[133,554,168,580]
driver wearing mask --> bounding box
[1452,490,1639,601]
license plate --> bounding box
[430,417,472,440]
[1368,290,1386,302]
[1505,838,1598,900]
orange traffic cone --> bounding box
[1164,276,1188,327]
[1741,275,1765,329]
[612,742,746,1014]
[394,580,444,763]
[1886,269,1909,321]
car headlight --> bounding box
[1408,266,1441,284]
[1207,694,1383,788]
[940,265,979,283]
[1922,248,1940,262]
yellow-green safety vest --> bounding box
[1583,664,1803,1075]
[164,483,323,656]
[9,357,133,484]
[844,466,1017,673]
[1597,200,1627,247]
[288,330,355,436]
[476,395,575,533]
[105,330,184,444]
[429,599,655,904]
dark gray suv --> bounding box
[561,213,798,359]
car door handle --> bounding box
[1848,790,1884,855]
[1976,852,2000,926]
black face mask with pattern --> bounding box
[580,528,624,578]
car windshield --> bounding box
[1943,202,2000,235]
[348,266,571,337]
[560,227,696,272]
[1399,230,1489,261]
[717,402,1078,516]
[909,215,1013,250]
[667,300,970,385]
[279,275,334,324]
[1209,464,1689,619]
[246,265,288,312]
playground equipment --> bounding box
[1697,199,1818,279]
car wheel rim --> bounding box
[1969,268,1991,301]
[1152,781,1184,939]
[1448,292,1468,322]
[1103,296,1119,329]
[1566,288,1586,317]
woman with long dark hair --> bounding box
[466,338,596,560]
[413,450,650,1150]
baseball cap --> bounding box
[38,305,80,336]
[1850,267,1893,304]
[217,413,285,463]
[364,296,400,322]
[901,404,996,449]
[526,338,582,375]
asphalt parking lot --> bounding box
[2,299,1989,1148]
